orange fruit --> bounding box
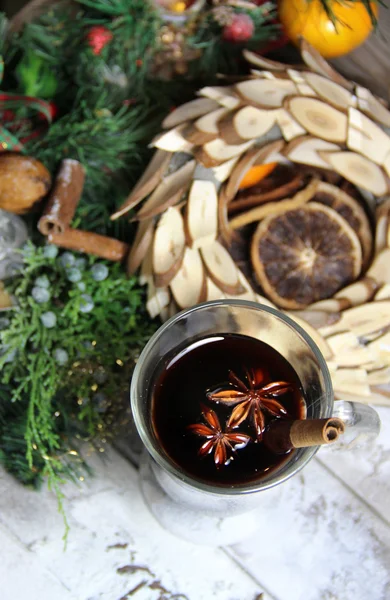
[238,163,277,190]
[278,0,378,59]
[251,202,363,309]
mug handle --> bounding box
[328,400,381,450]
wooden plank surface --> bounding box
[331,0,390,100]
[0,408,389,600]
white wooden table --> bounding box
[0,406,389,600]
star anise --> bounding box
[187,404,251,468]
[207,368,292,440]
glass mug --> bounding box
[131,301,380,544]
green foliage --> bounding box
[0,244,156,505]
[26,102,159,239]
[16,51,58,98]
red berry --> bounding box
[223,13,254,43]
[86,26,113,56]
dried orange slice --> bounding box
[312,182,373,268]
[251,202,362,309]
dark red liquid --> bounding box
[150,334,305,487]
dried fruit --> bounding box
[0,153,51,214]
[313,181,373,267]
[251,202,363,309]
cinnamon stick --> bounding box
[48,228,129,262]
[228,174,304,215]
[263,418,345,454]
[38,159,85,235]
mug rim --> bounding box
[130,300,334,495]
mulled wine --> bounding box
[150,333,305,486]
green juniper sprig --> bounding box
[0,244,156,526]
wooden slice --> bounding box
[162,98,219,129]
[170,247,206,309]
[200,241,245,295]
[356,86,390,128]
[296,82,318,97]
[219,106,277,145]
[332,368,371,398]
[235,79,297,109]
[243,49,301,72]
[185,179,218,249]
[211,157,240,183]
[126,219,154,275]
[251,202,362,309]
[139,244,153,286]
[111,150,171,220]
[284,135,340,169]
[218,184,234,245]
[367,248,390,285]
[347,107,390,166]
[286,96,348,143]
[326,334,376,368]
[135,159,195,221]
[383,152,390,180]
[250,69,277,80]
[319,151,389,197]
[303,72,354,110]
[276,109,306,141]
[287,309,341,330]
[319,300,390,339]
[299,39,353,91]
[146,279,170,320]
[375,283,390,301]
[152,207,186,287]
[230,177,319,230]
[152,124,193,153]
[334,277,379,307]
[308,298,351,313]
[182,107,230,145]
[368,332,390,366]
[374,198,390,255]
[366,367,390,385]
[225,270,256,301]
[206,277,226,301]
[195,138,254,168]
[198,86,241,110]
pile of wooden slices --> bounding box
[111,39,390,407]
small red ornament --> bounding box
[86,26,113,56]
[223,13,254,43]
